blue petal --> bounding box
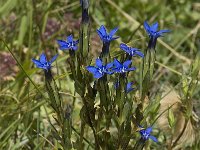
[123,60,132,68]
[106,71,114,75]
[72,46,78,51]
[128,67,136,71]
[120,43,129,52]
[57,40,69,50]
[96,58,103,68]
[126,82,133,89]
[144,21,150,33]
[50,54,58,64]
[130,47,139,51]
[86,66,98,74]
[157,29,170,36]
[126,82,134,93]
[40,53,47,64]
[99,25,107,36]
[97,29,104,41]
[151,22,158,32]
[120,43,127,48]
[135,50,144,58]
[32,59,42,66]
[109,27,118,37]
[94,72,103,79]
[74,39,79,44]
[145,127,152,134]
[113,58,122,68]
[57,40,66,46]
[106,62,113,69]
[67,35,73,42]
[149,135,158,142]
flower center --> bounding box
[69,42,75,47]
[103,35,111,41]
[98,66,106,74]
[142,131,149,140]
[120,66,126,73]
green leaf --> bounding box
[0,0,17,15]
[168,108,175,128]
[120,102,131,125]
[18,15,28,47]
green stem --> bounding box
[133,138,145,150]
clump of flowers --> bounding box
[31,15,171,149]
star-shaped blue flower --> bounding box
[86,58,113,79]
[97,25,119,43]
[144,21,170,49]
[114,81,135,93]
[113,58,136,73]
[120,43,144,58]
[126,82,134,93]
[32,53,58,71]
[139,126,158,142]
[57,35,79,51]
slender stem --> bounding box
[171,119,188,148]
[37,108,40,145]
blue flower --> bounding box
[86,58,113,79]
[97,25,119,43]
[114,81,120,89]
[114,81,134,93]
[57,35,79,51]
[32,53,58,71]
[144,21,170,49]
[120,43,144,58]
[139,126,158,142]
[126,82,134,93]
[113,58,136,73]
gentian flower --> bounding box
[144,21,170,49]
[120,43,144,58]
[97,25,119,44]
[57,35,79,51]
[86,58,113,79]
[114,81,134,93]
[113,58,136,73]
[32,53,58,71]
[126,82,134,93]
[139,126,158,142]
